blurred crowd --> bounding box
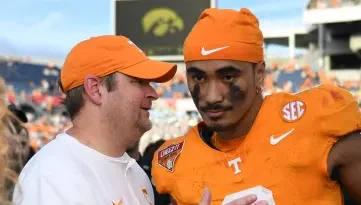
[1,56,361,204]
[308,0,361,9]
[263,62,361,102]
[1,58,361,154]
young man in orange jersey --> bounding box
[151,8,361,205]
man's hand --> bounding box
[199,188,268,205]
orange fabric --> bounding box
[151,84,361,205]
[61,35,177,92]
[211,133,245,153]
[183,8,263,63]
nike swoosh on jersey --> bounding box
[270,128,295,145]
[201,46,230,56]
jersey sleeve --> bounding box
[314,84,361,180]
[317,84,361,137]
[151,140,174,194]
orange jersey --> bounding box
[151,84,361,205]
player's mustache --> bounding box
[200,103,233,112]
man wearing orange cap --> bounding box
[152,8,361,205]
[12,35,179,205]
[12,35,251,205]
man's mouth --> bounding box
[141,107,151,112]
[204,110,226,118]
[140,107,151,117]
[200,105,233,119]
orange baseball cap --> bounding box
[184,8,264,63]
[60,35,177,92]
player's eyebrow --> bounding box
[186,67,206,75]
[215,66,242,75]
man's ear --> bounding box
[83,75,103,105]
[255,61,265,88]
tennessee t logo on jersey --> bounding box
[157,141,185,172]
[228,157,242,174]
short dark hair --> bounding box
[58,73,118,120]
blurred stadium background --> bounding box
[1,0,361,155]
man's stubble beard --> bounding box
[135,115,153,137]
[103,104,129,148]
[201,114,239,133]
[106,100,153,146]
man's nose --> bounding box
[204,80,223,104]
[145,84,159,101]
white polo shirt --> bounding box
[13,133,154,205]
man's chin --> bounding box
[141,123,152,133]
[136,120,153,134]
[203,120,230,132]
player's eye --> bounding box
[192,75,206,83]
[222,75,234,82]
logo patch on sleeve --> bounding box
[157,141,185,172]
[280,100,306,122]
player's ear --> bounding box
[254,61,265,88]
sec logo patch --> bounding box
[280,100,306,122]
